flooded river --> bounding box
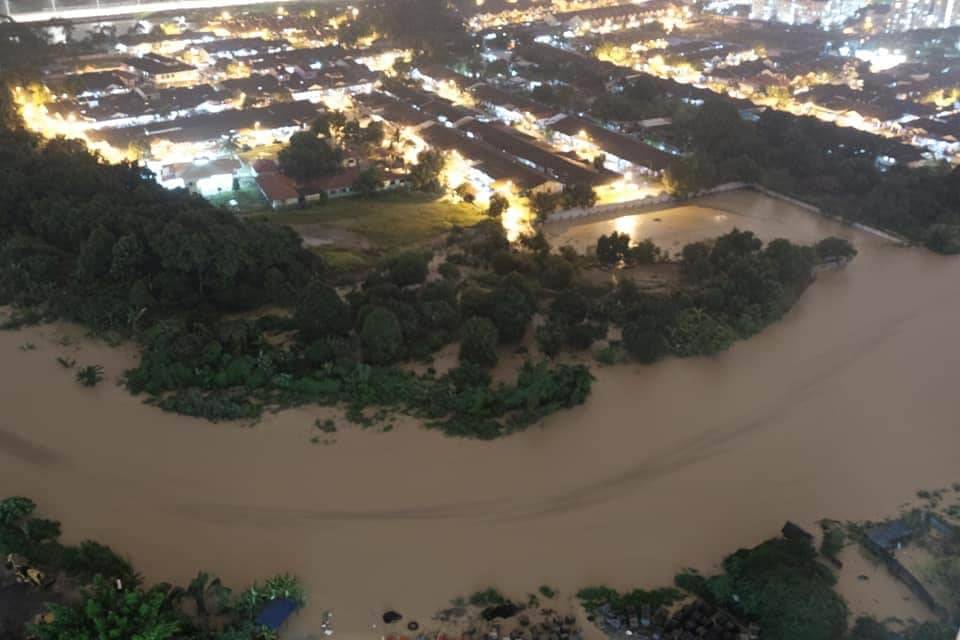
[1,191,957,635]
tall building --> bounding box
[885,0,958,30]
[938,0,957,26]
[822,0,870,27]
[751,0,775,21]
[750,0,826,23]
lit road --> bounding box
[8,0,291,22]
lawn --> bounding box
[312,246,377,273]
[207,177,264,211]
[266,192,485,248]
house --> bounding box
[419,122,562,196]
[458,118,617,187]
[90,100,321,159]
[256,172,300,209]
[115,30,217,56]
[864,519,913,554]
[125,54,200,87]
[467,82,558,125]
[251,158,280,176]
[354,91,434,130]
[284,60,378,103]
[194,37,291,61]
[51,70,134,98]
[256,166,408,209]
[909,117,960,159]
[547,114,675,175]
[161,157,240,196]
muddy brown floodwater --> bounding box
[1,191,957,637]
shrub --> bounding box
[360,307,404,365]
[386,251,430,287]
[31,577,178,640]
[438,261,461,280]
[594,343,625,365]
[486,193,509,218]
[623,321,667,363]
[540,255,575,290]
[487,284,535,343]
[630,238,663,264]
[459,317,499,368]
[577,585,682,615]
[596,232,631,265]
[469,587,507,607]
[819,524,845,558]
[75,364,104,387]
[667,308,736,357]
[815,236,857,263]
[295,280,352,341]
[60,540,136,584]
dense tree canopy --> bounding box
[677,98,960,253]
[409,149,446,192]
[562,182,597,209]
[32,576,180,640]
[0,107,318,333]
[706,537,848,640]
[367,0,472,61]
[278,130,344,181]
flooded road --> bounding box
[1,191,955,635]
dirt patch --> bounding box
[292,224,372,250]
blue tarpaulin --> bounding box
[256,598,299,630]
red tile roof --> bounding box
[299,166,363,194]
[256,172,299,202]
[252,158,279,174]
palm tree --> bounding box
[186,572,232,624]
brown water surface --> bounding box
[1,191,956,636]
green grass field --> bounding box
[313,246,377,273]
[248,193,485,273]
[267,193,485,248]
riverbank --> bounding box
[2,191,958,636]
